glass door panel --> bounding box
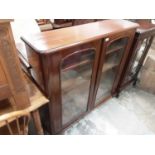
[61,49,95,125]
[95,38,128,105]
[123,38,150,84]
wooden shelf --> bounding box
[62,64,92,91]
[102,63,118,73]
[107,44,124,54]
[62,59,93,72]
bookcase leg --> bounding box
[133,78,137,86]
[116,92,120,98]
[115,89,120,98]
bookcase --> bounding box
[18,20,138,134]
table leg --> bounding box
[31,110,44,135]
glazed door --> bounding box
[61,48,96,126]
[94,36,131,106]
[122,37,153,85]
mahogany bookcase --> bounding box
[18,20,138,134]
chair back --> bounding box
[0,110,30,135]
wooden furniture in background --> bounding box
[138,56,155,94]
[0,110,30,135]
[72,19,96,25]
[0,20,30,110]
[20,20,138,134]
[37,20,53,32]
[50,19,73,29]
[49,19,99,30]
[24,73,49,134]
[0,62,11,101]
[37,19,104,31]
[117,20,155,92]
[0,72,49,134]
[36,19,49,25]
[0,20,49,135]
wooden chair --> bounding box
[24,73,49,134]
[0,71,49,135]
[0,20,49,135]
[0,110,30,135]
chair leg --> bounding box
[31,110,44,135]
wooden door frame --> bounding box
[91,30,136,108]
[42,40,102,134]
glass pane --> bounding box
[123,38,149,83]
[95,38,128,105]
[61,49,95,125]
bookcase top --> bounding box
[21,19,139,54]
